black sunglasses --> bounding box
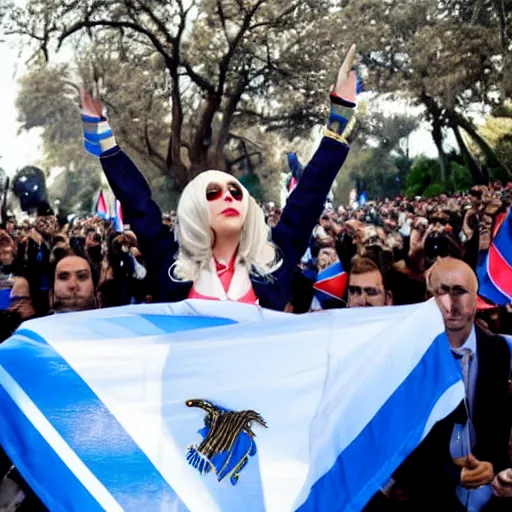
[206,182,243,202]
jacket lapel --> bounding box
[472,328,511,469]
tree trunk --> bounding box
[187,143,229,180]
[451,110,511,179]
[493,0,508,51]
[431,116,450,183]
[421,92,449,182]
[449,118,486,185]
[0,177,9,224]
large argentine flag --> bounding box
[0,300,463,512]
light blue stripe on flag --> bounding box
[0,368,107,512]
[297,332,461,511]
[19,314,236,341]
[0,331,186,512]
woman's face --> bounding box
[206,178,245,238]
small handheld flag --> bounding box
[113,199,124,232]
[477,208,512,304]
[313,261,347,307]
[95,191,108,218]
[287,153,304,194]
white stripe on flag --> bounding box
[0,365,123,512]
[421,380,465,437]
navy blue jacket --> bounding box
[100,136,349,310]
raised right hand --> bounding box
[79,87,116,156]
[80,87,103,120]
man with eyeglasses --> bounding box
[347,256,393,308]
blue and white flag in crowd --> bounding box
[94,189,124,232]
[0,300,463,512]
[112,199,124,232]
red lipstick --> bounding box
[221,208,240,217]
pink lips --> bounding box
[222,208,240,217]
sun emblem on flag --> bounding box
[185,399,267,485]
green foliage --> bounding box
[146,174,180,212]
[239,172,264,203]
[342,110,418,200]
[477,115,512,181]
[7,0,511,199]
[49,169,102,216]
[403,156,473,198]
[332,0,512,184]
[450,162,473,192]
[404,157,440,198]
[422,183,447,198]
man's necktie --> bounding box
[452,347,474,447]
[452,348,472,396]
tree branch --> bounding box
[143,92,167,166]
[228,132,263,150]
[228,151,261,167]
[216,0,266,96]
[248,1,300,30]
[125,0,175,48]
[117,125,168,174]
[216,0,231,43]
[144,122,167,166]
[181,60,216,94]
[57,19,176,70]
[214,74,248,153]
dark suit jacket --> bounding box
[366,327,512,511]
[100,137,348,310]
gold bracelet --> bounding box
[323,128,349,146]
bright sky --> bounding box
[0,37,44,175]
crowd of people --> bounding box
[0,208,151,342]
[1,181,512,509]
[2,183,512,333]
[0,44,511,510]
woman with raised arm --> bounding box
[80,45,359,310]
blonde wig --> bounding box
[172,170,281,282]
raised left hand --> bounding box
[332,44,357,103]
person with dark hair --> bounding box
[0,254,99,510]
[0,230,15,270]
[347,256,393,308]
[8,276,36,322]
[50,255,99,313]
[0,230,16,312]
[68,235,87,259]
[99,232,148,306]
[0,275,39,344]
[84,227,103,279]
[4,219,15,236]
